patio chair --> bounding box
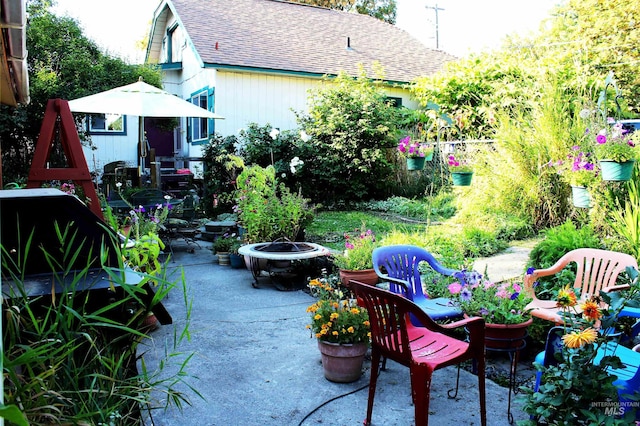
[523,248,639,324]
[372,245,463,323]
[349,280,486,426]
[162,192,201,254]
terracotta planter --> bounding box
[339,268,379,287]
[484,318,533,351]
[317,340,368,383]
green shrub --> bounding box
[528,220,601,269]
[202,133,241,216]
[295,69,400,204]
[608,174,640,260]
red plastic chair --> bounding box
[524,248,638,323]
[349,280,487,426]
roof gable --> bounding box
[155,0,455,83]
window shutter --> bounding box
[208,87,215,136]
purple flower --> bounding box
[460,287,473,302]
[479,307,489,316]
[596,134,607,144]
[526,267,535,275]
[510,292,519,300]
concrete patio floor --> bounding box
[140,241,535,426]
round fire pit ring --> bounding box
[238,241,331,290]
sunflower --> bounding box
[562,327,598,349]
[556,286,578,308]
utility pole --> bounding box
[425,4,445,49]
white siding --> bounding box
[214,71,318,136]
[81,117,140,177]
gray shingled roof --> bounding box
[168,0,456,83]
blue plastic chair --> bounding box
[372,245,463,322]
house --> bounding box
[88,0,456,181]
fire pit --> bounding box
[238,240,331,290]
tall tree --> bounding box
[0,0,161,183]
[294,0,397,24]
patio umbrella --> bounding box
[68,77,224,181]
[68,77,224,119]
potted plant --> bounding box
[212,234,236,265]
[234,165,314,243]
[397,135,434,170]
[307,273,370,383]
[553,146,598,208]
[229,238,244,269]
[331,227,379,286]
[519,268,640,424]
[447,270,532,350]
[447,154,474,186]
[592,120,638,181]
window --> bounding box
[88,113,126,134]
[386,97,403,108]
[189,88,214,144]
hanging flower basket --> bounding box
[599,160,635,181]
[406,157,426,171]
[451,171,473,186]
[570,185,592,209]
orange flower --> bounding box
[562,327,597,349]
[347,326,355,333]
[580,300,602,322]
[556,286,578,308]
[330,312,339,320]
[314,314,322,320]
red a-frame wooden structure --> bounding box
[26,99,103,219]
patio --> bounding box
[140,240,533,425]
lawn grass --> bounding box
[305,195,532,263]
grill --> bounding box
[0,188,171,324]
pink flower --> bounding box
[596,134,607,144]
[448,282,462,294]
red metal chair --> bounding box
[349,280,487,426]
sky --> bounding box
[52,0,560,62]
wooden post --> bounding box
[26,99,103,219]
